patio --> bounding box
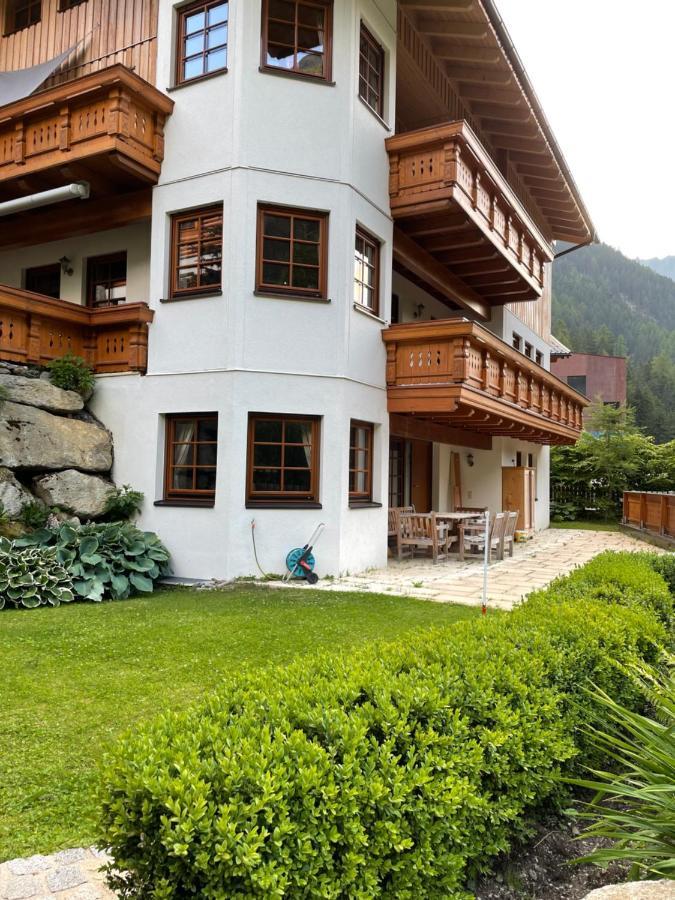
[304,528,663,610]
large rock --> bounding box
[0,467,34,518]
[33,470,115,519]
[0,374,83,414]
[585,882,675,899]
[0,402,112,472]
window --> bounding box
[359,23,384,116]
[256,205,328,298]
[164,414,218,503]
[516,451,522,467]
[58,0,86,10]
[567,375,587,396]
[86,252,127,308]
[388,438,405,507]
[247,414,320,505]
[349,421,373,503]
[527,453,534,468]
[524,342,533,359]
[354,227,379,314]
[170,206,223,298]
[176,1,228,84]
[5,0,40,33]
[390,293,400,324]
[535,350,543,366]
[25,263,60,299]
[512,333,522,352]
[261,0,333,81]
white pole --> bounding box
[482,509,489,615]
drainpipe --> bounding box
[0,181,90,218]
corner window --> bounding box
[359,23,384,117]
[86,252,127,308]
[349,421,373,503]
[177,0,228,84]
[261,0,333,81]
[256,205,328,298]
[164,414,218,503]
[354,227,380,315]
[170,206,223,299]
[247,414,320,504]
[5,0,41,33]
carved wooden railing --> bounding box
[386,121,553,295]
[0,285,153,374]
[382,319,587,442]
[0,65,173,186]
[623,491,675,539]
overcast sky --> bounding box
[495,0,674,260]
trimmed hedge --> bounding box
[99,553,673,899]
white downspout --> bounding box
[0,181,90,218]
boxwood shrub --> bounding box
[99,553,672,899]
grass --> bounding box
[551,519,620,532]
[0,585,477,861]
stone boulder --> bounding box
[584,882,675,899]
[0,467,34,518]
[0,374,83,414]
[33,470,115,519]
[0,402,112,473]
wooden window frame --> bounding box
[86,251,127,309]
[359,22,385,117]
[349,420,373,504]
[24,262,61,299]
[163,413,218,504]
[169,205,223,300]
[354,226,380,315]
[176,0,229,86]
[4,0,41,34]
[535,350,544,366]
[260,0,333,83]
[256,204,328,299]
[512,332,522,352]
[247,413,321,506]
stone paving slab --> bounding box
[0,849,114,900]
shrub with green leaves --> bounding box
[0,538,74,609]
[19,500,49,530]
[103,484,144,521]
[17,522,171,602]
[99,553,671,898]
[47,352,95,397]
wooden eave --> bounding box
[397,0,596,245]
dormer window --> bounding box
[5,0,41,34]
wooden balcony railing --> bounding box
[386,121,554,308]
[0,65,174,194]
[0,285,153,374]
[382,319,587,445]
[623,491,675,540]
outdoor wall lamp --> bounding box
[413,303,425,319]
[467,453,474,467]
[59,256,74,276]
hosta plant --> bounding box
[17,522,171,602]
[0,538,74,609]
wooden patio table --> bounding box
[435,512,485,561]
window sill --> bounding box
[353,302,386,325]
[357,95,390,131]
[160,290,223,303]
[254,291,331,304]
[258,65,335,86]
[154,499,215,509]
[246,501,322,510]
[168,68,228,92]
[348,500,382,509]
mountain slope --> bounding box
[640,256,675,282]
[552,243,675,442]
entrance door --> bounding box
[410,439,432,512]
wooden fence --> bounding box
[623,492,675,540]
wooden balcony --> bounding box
[623,491,675,541]
[386,121,554,317]
[382,319,587,446]
[0,285,153,374]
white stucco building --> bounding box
[0,0,593,579]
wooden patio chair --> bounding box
[501,511,519,559]
[398,513,455,563]
[388,506,415,559]
[463,512,506,563]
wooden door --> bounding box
[411,440,432,512]
[502,466,535,532]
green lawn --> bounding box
[0,586,476,861]
[550,519,620,532]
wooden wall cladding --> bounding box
[0,0,158,88]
